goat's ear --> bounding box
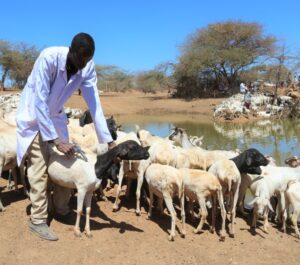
[247,197,258,207]
[268,200,274,212]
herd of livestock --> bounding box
[1,93,300,241]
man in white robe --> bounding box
[16,33,116,241]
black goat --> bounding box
[79,110,118,141]
[231,148,269,175]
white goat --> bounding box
[145,163,186,241]
[208,159,241,237]
[285,180,300,238]
[180,168,226,240]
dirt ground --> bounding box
[1,90,300,265]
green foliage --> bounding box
[0,40,38,90]
[174,20,276,98]
[95,65,133,92]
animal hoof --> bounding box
[229,233,235,238]
[74,231,81,237]
[85,232,93,238]
[112,207,119,212]
[219,236,226,242]
[168,235,175,241]
[135,211,141,216]
[209,228,215,234]
[181,232,186,238]
[193,229,199,234]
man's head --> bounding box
[69,33,95,70]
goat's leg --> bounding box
[217,189,226,241]
[263,208,270,233]
[84,192,93,238]
[186,199,195,222]
[210,193,217,234]
[12,167,18,192]
[229,183,240,237]
[7,169,13,190]
[125,178,132,198]
[281,192,287,233]
[163,192,176,241]
[0,197,4,212]
[147,188,154,219]
[251,207,257,231]
[74,189,85,237]
[179,190,186,237]
[237,179,248,216]
[194,195,207,234]
[158,198,164,214]
[291,210,300,239]
[113,165,124,211]
[19,162,29,197]
[135,173,143,216]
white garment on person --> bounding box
[16,46,113,165]
[240,83,247,94]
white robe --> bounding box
[16,46,113,165]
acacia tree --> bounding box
[174,20,276,98]
[0,40,14,90]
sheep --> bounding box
[145,163,186,241]
[285,156,300,168]
[285,180,300,238]
[169,127,238,168]
[208,159,241,237]
[47,140,150,237]
[230,148,270,215]
[245,176,274,233]
[179,168,226,240]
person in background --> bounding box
[16,33,116,241]
[244,88,252,109]
[240,82,248,94]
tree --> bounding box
[0,40,14,90]
[174,20,276,98]
[10,43,39,89]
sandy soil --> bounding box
[1,90,300,265]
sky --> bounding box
[1,0,299,72]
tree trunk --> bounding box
[1,68,8,91]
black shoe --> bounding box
[28,221,58,241]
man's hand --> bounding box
[108,141,117,150]
[56,142,75,159]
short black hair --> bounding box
[71,32,95,55]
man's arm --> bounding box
[80,62,115,147]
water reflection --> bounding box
[116,114,300,166]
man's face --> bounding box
[70,47,93,70]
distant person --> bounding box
[244,89,252,109]
[240,82,248,94]
[16,33,116,241]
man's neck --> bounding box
[66,54,78,81]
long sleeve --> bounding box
[81,63,113,144]
[33,53,58,141]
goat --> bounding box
[285,180,300,238]
[47,140,149,237]
[180,168,226,240]
[145,163,186,241]
[208,159,241,237]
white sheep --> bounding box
[145,163,186,241]
[179,168,226,240]
[208,159,241,237]
[285,180,300,238]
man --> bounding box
[16,33,116,241]
[239,82,248,94]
